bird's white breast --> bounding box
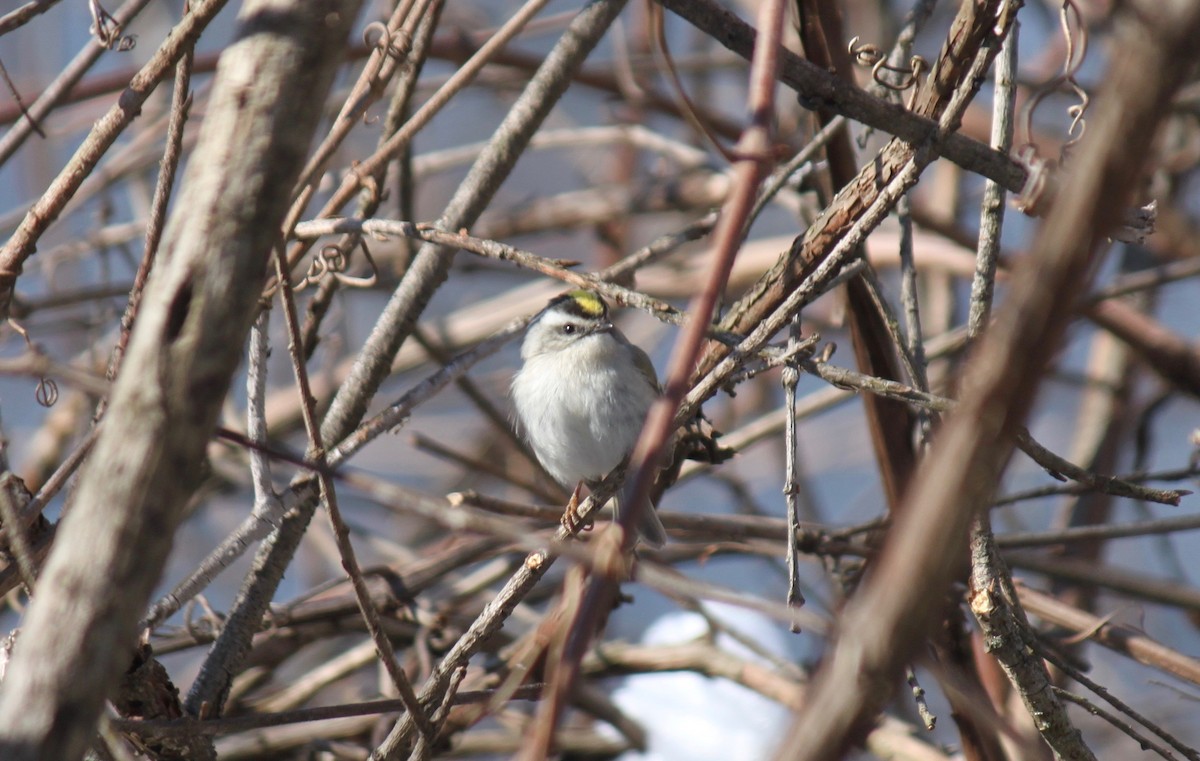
[512,335,655,486]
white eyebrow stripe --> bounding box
[539,310,581,328]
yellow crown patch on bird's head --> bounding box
[553,290,609,320]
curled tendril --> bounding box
[847,36,928,95]
[293,244,337,290]
[1058,1,1089,150]
[35,378,58,408]
[1019,0,1090,163]
[316,244,345,278]
[335,240,380,289]
[88,0,136,51]
[356,21,409,124]
[363,20,408,60]
[298,239,379,291]
[6,318,58,408]
[848,37,885,66]
[363,20,391,50]
[1065,94,1089,144]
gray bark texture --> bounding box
[0,1,362,759]
[772,1,1200,758]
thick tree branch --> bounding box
[0,1,362,758]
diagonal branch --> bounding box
[0,0,231,320]
[0,1,363,758]
[772,1,1200,757]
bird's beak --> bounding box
[592,321,614,335]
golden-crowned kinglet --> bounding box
[511,290,667,547]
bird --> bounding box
[511,290,668,547]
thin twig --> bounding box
[0,0,230,320]
[280,0,556,276]
[1017,583,1200,686]
[271,248,433,738]
[968,20,1018,336]
[105,44,194,387]
[140,310,287,631]
[523,0,787,754]
[1046,674,1194,761]
[0,0,62,37]
[0,0,154,164]
[782,318,806,626]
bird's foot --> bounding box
[561,482,594,536]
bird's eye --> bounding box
[561,323,577,335]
